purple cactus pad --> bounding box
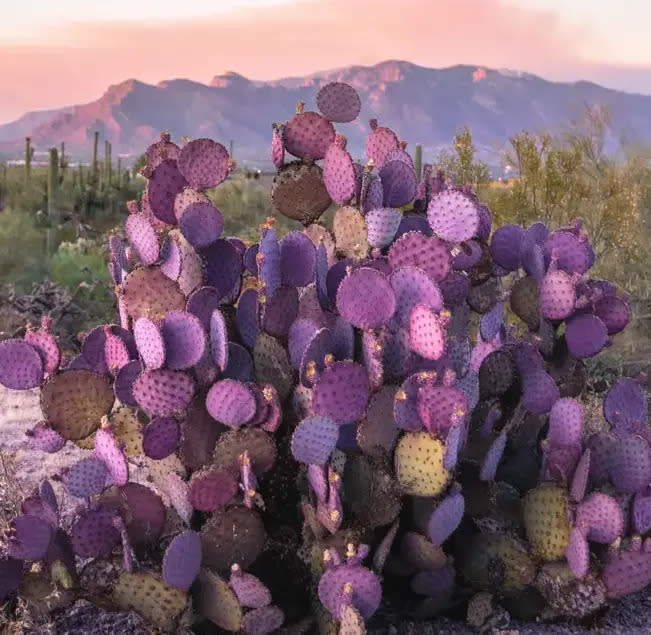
[206,379,256,427]
[132,369,195,415]
[161,310,207,370]
[547,398,584,447]
[409,305,447,361]
[0,338,44,390]
[427,489,465,545]
[114,360,142,407]
[603,378,647,434]
[336,267,396,329]
[427,190,480,243]
[380,160,417,208]
[565,313,608,358]
[8,515,53,561]
[178,138,231,189]
[125,213,159,265]
[279,231,316,287]
[142,417,181,460]
[66,457,108,498]
[241,605,285,635]
[312,361,370,425]
[318,562,382,620]
[316,82,361,123]
[189,468,237,511]
[388,232,451,283]
[162,530,202,591]
[291,415,339,465]
[147,159,188,224]
[608,434,651,493]
[490,224,525,271]
[179,202,224,248]
[566,527,589,578]
[576,492,624,543]
[71,509,120,558]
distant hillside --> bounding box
[2,60,650,168]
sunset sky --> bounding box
[1,0,650,122]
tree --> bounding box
[434,127,490,188]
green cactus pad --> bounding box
[112,572,186,632]
[394,431,450,496]
[41,370,114,441]
[523,485,571,561]
[195,569,243,631]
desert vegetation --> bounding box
[0,83,649,634]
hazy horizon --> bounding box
[2,0,651,123]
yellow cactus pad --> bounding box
[194,569,243,632]
[112,572,186,632]
[394,431,450,496]
[523,485,571,561]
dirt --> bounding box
[1,385,649,634]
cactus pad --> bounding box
[490,224,524,271]
[324,135,356,204]
[134,317,166,369]
[200,506,267,573]
[312,361,370,425]
[229,565,272,608]
[189,468,238,511]
[242,605,285,635]
[566,527,589,578]
[427,488,465,545]
[366,119,399,167]
[142,416,180,459]
[122,267,186,322]
[147,159,188,224]
[318,561,382,620]
[539,270,576,320]
[336,267,396,329]
[113,360,142,407]
[8,515,53,561]
[125,212,159,266]
[390,267,443,330]
[523,485,571,561]
[160,310,206,369]
[291,415,339,465]
[271,161,332,224]
[333,206,369,259]
[0,338,44,390]
[594,295,630,335]
[565,313,608,358]
[283,108,335,160]
[70,509,120,557]
[195,569,243,631]
[602,547,651,599]
[66,456,107,498]
[162,529,202,591]
[179,201,224,248]
[522,370,560,414]
[575,492,624,543]
[379,159,416,208]
[394,431,450,496]
[113,572,187,632]
[388,231,451,283]
[427,190,480,243]
[316,82,361,123]
[608,433,651,493]
[603,377,647,434]
[41,370,114,440]
[279,231,316,287]
[206,379,256,427]
[132,369,195,416]
[478,349,516,397]
[409,305,446,361]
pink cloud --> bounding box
[0,0,648,122]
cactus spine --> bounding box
[414,143,423,182]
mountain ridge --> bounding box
[2,60,650,166]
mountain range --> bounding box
[2,60,651,169]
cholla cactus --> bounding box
[0,80,648,634]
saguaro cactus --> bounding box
[414,143,423,182]
[92,131,99,184]
[25,136,32,185]
[47,147,60,256]
[60,141,66,174]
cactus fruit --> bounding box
[3,88,649,633]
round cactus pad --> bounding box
[594,295,630,335]
[178,138,231,189]
[180,202,224,248]
[173,186,211,221]
[24,327,61,376]
[8,515,53,561]
[279,231,316,287]
[0,338,44,390]
[126,213,159,266]
[122,267,186,322]
[147,159,188,224]
[201,239,243,301]
[271,161,331,225]
[548,398,583,446]
[603,377,647,433]
[283,109,335,160]
[66,457,108,498]
[318,562,382,619]
[161,310,207,369]
[336,267,396,329]
[490,224,524,271]
[608,434,651,493]
[366,119,399,167]
[576,492,624,543]
[133,317,166,369]
[132,369,195,416]
[71,509,120,558]
[206,379,256,427]
[142,417,181,459]
[41,370,114,440]
[379,160,417,208]
[427,190,480,243]
[114,360,142,406]
[394,431,450,496]
[213,428,277,477]
[200,506,267,573]
[316,81,361,122]
[291,415,339,465]
[366,207,402,249]
[312,361,370,425]
[388,232,451,282]
[565,313,608,358]
[390,267,443,330]
[540,270,576,320]
[189,468,238,511]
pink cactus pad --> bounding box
[283,105,335,160]
[206,379,256,427]
[147,159,188,224]
[133,317,165,369]
[542,230,592,275]
[125,213,159,266]
[427,190,480,243]
[94,425,129,485]
[142,417,181,460]
[547,398,584,447]
[417,384,467,433]
[173,186,212,221]
[178,138,232,189]
[132,369,195,415]
[24,319,60,375]
[540,269,576,320]
[427,487,465,545]
[179,202,224,248]
[189,468,238,511]
[0,338,44,390]
[66,457,108,498]
[271,123,285,168]
[316,82,361,123]
[366,207,403,249]
[279,231,316,287]
[576,492,624,543]
[379,160,417,208]
[570,449,591,502]
[602,546,651,598]
[388,232,451,283]
[389,267,443,331]
[229,564,272,608]
[409,305,447,361]
[312,361,370,425]
[566,527,589,578]
[160,310,206,370]
[366,119,400,167]
[336,267,396,330]
[324,135,356,204]
[103,327,130,375]
[145,133,180,171]
[291,415,339,465]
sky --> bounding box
[1,0,650,122]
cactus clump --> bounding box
[0,80,648,634]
